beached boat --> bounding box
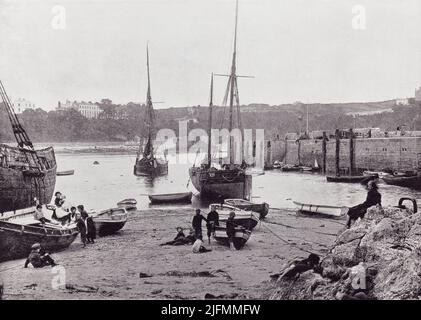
[382,175,421,190]
[92,208,127,236]
[224,198,269,219]
[188,2,252,201]
[281,164,302,172]
[213,226,251,250]
[0,81,57,213]
[0,207,79,262]
[133,45,168,177]
[209,203,259,230]
[326,174,377,183]
[293,201,348,217]
[363,171,392,179]
[148,192,192,204]
[56,170,74,176]
[117,198,138,210]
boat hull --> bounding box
[293,201,348,217]
[383,175,421,189]
[149,192,192,204]
[133,159,168,176]
[213,226,251,250]
[0,145,57,213]
[189,167,252,200]
[0,220,78,262]
[224,199,269,219]
[326,174,377,183]
[93,208,127,236]
[56,170,74,176]
[209,204,259,230]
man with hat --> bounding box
[24,243,57,268]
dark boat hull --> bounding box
[94,220,127,236]
[0,145,57,213]
[189,167,252,200]
[93,208,127,236]
[383,175,421,189]
[133,159,168,176]
[0,220,78,262]
[326,174,377,183]
[224,199,269,219]
[149,192,192,204]
[213,226,251,250]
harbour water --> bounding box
[51,143,421,213]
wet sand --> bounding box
[0,208,344,300]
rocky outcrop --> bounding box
[268,205,421,300]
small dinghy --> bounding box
[92,208,127,236]
[56,170,75,176]
[224,199,269,219]
[148,192,193,204]
[213,226,252,250]
[0,207,79,262]
[209,204,259,230]
[293,201,348,217]
[382,175,421,189]
[326,174,377,183]
[117,198,138,210]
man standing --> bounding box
[192,209,207,240]
[226,211,237,251]
[77,206,96,245]
[206,207,220,244]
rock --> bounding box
[266,206,421,300]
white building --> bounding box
[12,98,36,113]
[57,100,102,119]
[415,87,421,102]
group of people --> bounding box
[33,192,97,248]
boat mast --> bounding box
[144,43,155,159]
[207,73,214,166]
[228,0,239,164]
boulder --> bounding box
[267,206,421,300]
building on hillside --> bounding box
[415,87,421,102]
[57,100,102,119]
[11,98,36,113]
[395,98,409,106]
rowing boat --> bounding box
[213,226,252,250]
[293,201,348,217]
[56,170,75,176]
[326,174,377,183]
[382,175,421,190]
[0,207,79,262]
[224,198,269,219]
[209,203,259,230]
[92,208,127,236]
[117,198,138,210]
[148,192,193,204]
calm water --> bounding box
[52,147,421,212]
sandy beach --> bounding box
[0,208,344,300]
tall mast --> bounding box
[143,43,155,158]
[306,104,309,135]
[228,0,239,163]
[207,73,214,166]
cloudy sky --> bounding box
[1,0,421,110]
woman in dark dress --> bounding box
[346,180,381,228]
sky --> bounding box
[1,0,421,110]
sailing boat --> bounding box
[133,45,168,176]
[0,80,57,213]
[188,1,252,200]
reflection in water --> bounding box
[54,152,421,213]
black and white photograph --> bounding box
[1,0,421,308]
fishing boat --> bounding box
[56,170,75,176]
[133,45,168,177]
[213,225,251,250]
[382,175,421,190]
[0,81,57,213]
[188,1,252,201]
[0,206,79,262]
[293,201,348,217]
[224,198,269,219]
[92,208,127,236]
[326,174,377,183]
[148,192,192,204]
[280,164,302,172]
[117,198,138,210]
[209,203,259,230]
